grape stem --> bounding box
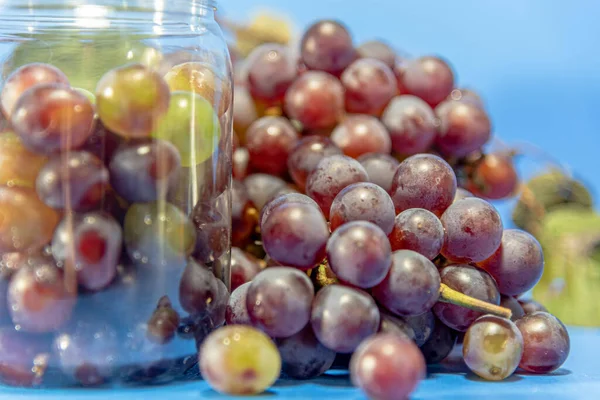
[438,283,512,319]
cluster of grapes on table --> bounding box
[206,19,572,399]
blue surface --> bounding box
[0,327,596,399]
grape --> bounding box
[454,187,474,202]
[226,281,252,325]
[478,229,544,296]
[191,202,229,264]
[389,208,444,260]
[0,328,49,387]
[420,318,457,364]
[381,95,437,156]
[10,84,95,153]
[327,221,392,288]
[152,91,220,167]
[81,122,123,166]
[0,132,47,188]
[230,180,256,247]
[433,265,500,331]
[357,153,399,193]
[8,256,76,333]
[246,267,314,338]
[448,88,485,108]
[330,115,392,158]
[246,44,297,105]
[500,296,525,322]
[1,63,69,118]
[0,186,60,253]
[467,153,518,200]
[199,325,281,395]
[54,322,118,385]
[463,315,523,381]
[519,299,548,315]
[164,62,231,116]
[306,154,369,218]
[51,212,122,291]
[233,147,251,180]
[261,202,329,270]
[276,324,336,379]
[310,284,380,353]
[441,198,503,263]
[340,59,396,116]
[300,20,356,76]
[390,154,457,216]
[357,40,397,68]
[284,71,344,130]
[373,250,440,316]
[246,116,299,176]
[350,333,426,400]
[230,248,262,291]
[36,151,109,211]
[404,311,436,347]
[96,63,170,138]
[146,296,181,344]
[178,259,220,317]
[260,192,319,228]
[288,136,342,191]
[378,310,416,341]
[435,100,492,158]
[329,182,395,234]
[396,56,454,107]
[516,312,570,373]
[233,86,258,138]
[124,202,196,268]
[244,173,287,210]
[109,139,181,203]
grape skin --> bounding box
[340,59,397,116]
[287,136,342,192]
[404,311,436,347]
[396,56,454,108]
[519,299,548,315]
[300,20,356,76]
[357,40,397,68]
[389,208,444,260]
[230,248,262,291]
[226,281,252,326]
[467,153,518,200]
[245,116,299,176]
[0,133,48,189]
[260,193,319,228]
[246,44,297,105]
[244,173,287,210]
[330,115,392,159]
[357,153,399,193]
[500,296,526,322]
[378,310,416,342]
[420,318,457,364]
[516,312,570,373]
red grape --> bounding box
[244,173,287,210]
[448,88,485,108]
[247,44,297,105]
[178,259,220,317]
[390,154,457,216]
[357,40,397,68]
[226,281,252,326]
[405,311,436,347]
[230,248,262,291]
[340,59,396,115]
[246,116,299,176]
[231,180,257,247]
[350,333,426,400]
[260,192,319,227]
[81,122,123,166]
[454,187,474,202]
[500,296,526,322]
[396,56,454,108]
[330,115,391,158]
[441,198,503,263]
[381,95,437,156]
[420,318,457,364]
[288,136,342,191]
[516,312,570,373]
[329,182,396,234]
[233,85,258,138]
[389,208,444,260]
[378,310,416,341]
[519,299,548,315]
[191,202,229,265]
[357,153,399,193]
[467,153,518,200]
[233,147,251,180]
[300,20,356,76]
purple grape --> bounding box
[453,187,474,202]
[81,122,123,165]
[396,56,454,108]
[340,59,397,116]
[404,310,436,347]
[288,136,342,192]
[0,328,50,387]
[300,20,356,76]
[244,173,287,210]
[226,281,252,326]
[516,312,570,373]
[389,208,444,260]
[420,318,457,364]
[230,248,262,291]
[500,296,526,322]
[178,259,220,318]
[330,115,392,158]
[247,44,297,104]
[519,299,548,315]
[260,193,319,228]
[311,284,380,353]
[191,202,229,264]
[246,267,314,338]
[231,179,257,247]
[357,153,399,193]
[372,250,441,316]
[246,116,299,176]
[326,221,392,288]
[276,324,336,379]
[378,310,416,341]
[36,151,109,211]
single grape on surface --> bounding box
[330,115,392,158]
[516,312,570,373]
[350,333,426,400]
[389,208,444,260]
[340,58,397,116]
[246,44,297,105]
[245,116,299,176]
[199,325,281,395]
[396,56,454,108]
[463,315,523,381]
[0,132,47,188]
[288,136,343,191]
[357,153,399,193]
[300,20,356,76]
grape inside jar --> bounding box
[0,0,232,387]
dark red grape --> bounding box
[381,95,437,156]
[246,116,299,176]
[300,20,356,76]
[261,202,329,270]
[478,229,544,296]
[500,296,526,322]
[226,281,252,326]
[311,284,380,353]
[389,208,444,260]
[516,312,570,373]
[357,40,397,68]
[329,182,395,234]
[433,264,500,331]
[330,115,391,158]
[109,139,181,202]
[435,99,492,158]
[231,180,258,247]
[0,328,50,387]
[454,187,474,202]
[244,173,287,210]
[230,247,262,291]
[284,71,344,130]
[191,202,229,264]
[247,44,297,105]
[357,153,399,193]
[327,221,392,288]
[36,151,109,211]
[340,59,396,116]
[378,310,416,341]
[441,198,503,263]
[420,318,457,364]
[404,311,436,347]
[351,333,426,400]
[178,259,220,317]
[396,56,454,108]
[390,154,457,216]
[467,153,518,200]
[519,299,548,315]
[276,324,336,379]
[288,136,342,191]
[246,267,314,338]
[260,193,319,227]
[306,154,369,218]
[81,122,123,165]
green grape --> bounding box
[152,91,220,167]
[0,132,47,188]
[199,325,281,395]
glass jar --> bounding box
[0,0,232,387]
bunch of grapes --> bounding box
[198,19,571,399]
